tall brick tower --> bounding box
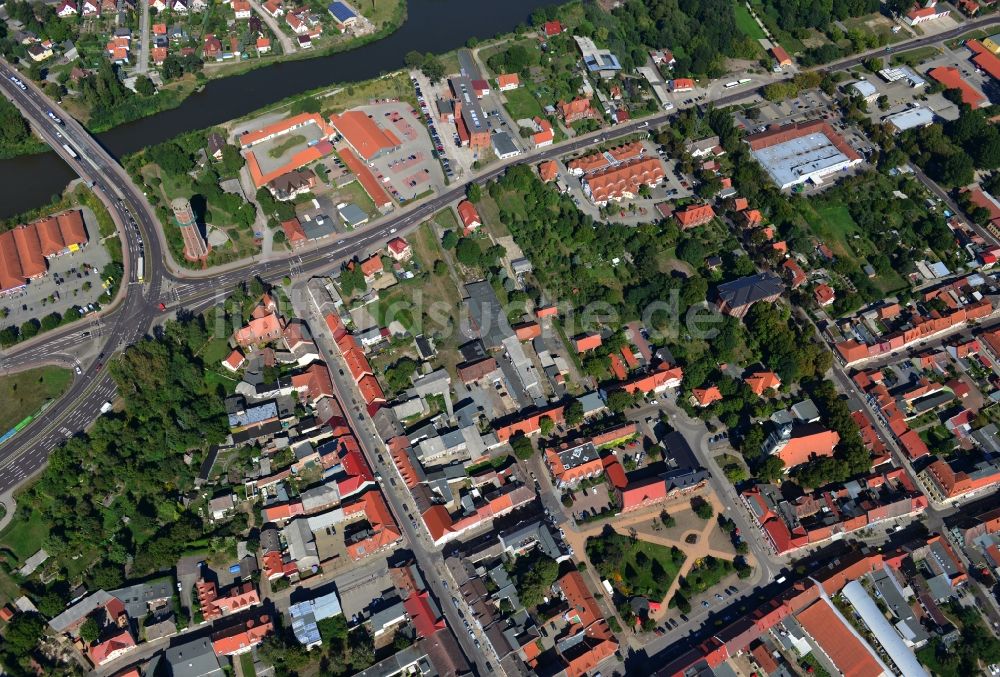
[171,197,210,261]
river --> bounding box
[0,0,557,217]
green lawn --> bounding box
[503,87,545,121]
[891,46,941,67]
[0,510,50,562]
[267,134,307,159]
[434,207,459,232]
[587,531,684,601]
[807,202,907,293]
[240,653,257,677]
[734,4,766,40]
[0,367,73,434]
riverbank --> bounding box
[0,0,558,217]
[7,0,408,145]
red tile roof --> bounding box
[968,39,1000,82]
[456,200,481,229]
[675,203,716,229]
[403,591,446,638]
[339,149,392,208]
[539,160,558,181]
[796,599,883,677]
[745,371,781,396]
[0,210,88,291]
[929,66,986,108]
[770,45,791,65]
[692,386,722,407]
[329,110,401,160]
[584,157,665,204]
[573,332,603,353]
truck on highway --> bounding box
[136,255,144,282]
[47,110,63,125]
[61,143,78,159]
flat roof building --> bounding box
[885,106,935,132]
[747,121,863,190]
[449,77,490,150]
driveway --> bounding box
[249,0,296,56]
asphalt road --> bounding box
[292,289,502,676]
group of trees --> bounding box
[583,0,758,78]
[0,98,40,158]
[758,0,879,34]
[403,51,445,83]
[509,549,560,608]
[916,602,1000,676]
[18,316,229,589]
[894,103,1000,188]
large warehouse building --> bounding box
[746,121,863,190]
[0,210,88,292]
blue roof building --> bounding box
[327,1,356,23]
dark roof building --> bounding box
[716,273,784,318]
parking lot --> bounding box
[0,207,112,329]
[409,70,472,180]
[359,101,448,204]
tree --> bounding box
[757,455,786,483]
[221,144,244,175]
[511,434,534,460]
[146,141,192,176]
[606,389,636,413]
[421,53,445,83]
[339,263,367,295]
[660,510,676,528]
[20,318,39,340]
[40,312,61,331]
[511,551,559,608]
[79,617,100,644]
[692,498,713,520]
[539,416,555,436]
[565,399,584,427]
[404,51,425,68]
[384,357,417,392]
[467,182,482,203]
[723,463,748,484]
[135,75,155,96]
[441,229,458,249]
[455,238,482,267]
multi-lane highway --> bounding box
[1,12,999,497]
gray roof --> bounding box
[338,203,368,227]
[49,590,113,633]
[164,636,224,677]
[499,520,563,560]
[492,131,520,158]
[842,581,927,676]
[302,215,337,240]
[109,580,174,619]
[716,273,784,309]
[465,280,514,351]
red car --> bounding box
[158,302,166,311]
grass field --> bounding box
[0,367,72,434]
[267,134,306,159]
[502,87,545,121]
[587,531,684,601]
[734,4,766,40]
[891,45,941,67]
[0,510,49,562]
[240,653,257,677]
[805,203,907,293]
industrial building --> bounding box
[746,121,863,190]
